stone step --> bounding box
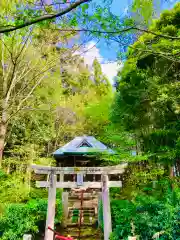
[69,208,95,212]
[62,225,102,239]
[69,194,99,201]
[69,214,95,219]
[69,234,101,239]
[69,212,95,216]
[64,226,99,230]
[79,238,102,240]
[66,223,97,227]
[70,192,99,196]
[69,199,98,209]
[64,232,100,237]
[68,210,95,217]
[69,192,98,196]
[68,214,95,217]
[67,220,95,225]
[68,212,95,217]
[68,197,97,201]
[68,207,95,211]
[65,230,98,235]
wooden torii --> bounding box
[32,163,127,240]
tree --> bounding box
[93,58,102,85]
[0,26,73,165]
[0,0,89,33]
[1,32,113,168]
[92,58,111,96]
[112,3,180,174]
[0,0,179,46]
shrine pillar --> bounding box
[62,192,69,227]
[102,175,112,240]
[59,163,64,188]
[45,173,57,240]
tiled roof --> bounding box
[53,136,114,156]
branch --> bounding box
[0,0,90,34]
[8,56,62,121]
[16,75,45,112]
[27,0,76,6]
[133,27,180,40]
[52,27,180,40]
[128,45,180,63]
[4,30,32,104]
[16,29,33,63]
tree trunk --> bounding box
[0,121,7,167]
[169,164,174,191]
[170,166,174,178]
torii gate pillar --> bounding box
[45,173,57,240]
[102,175,112,240]
[62,192,69,227]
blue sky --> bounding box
[97,0,178,61]
[97,0,132,62]
[79,0,178,83]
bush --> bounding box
[0,198,62,240]
[110,186,180,240]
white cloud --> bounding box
[101,62,122,84]
[79,41,103,66]
[77,41,122,84]
[123,6,128,15]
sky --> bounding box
[79,41,123,84]
[79,0,178,84]
[79,0,130,84]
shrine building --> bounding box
[53,136,115,182]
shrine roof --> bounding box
[53,136,115,157]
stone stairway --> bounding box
[64,226,102,239]
[63,190,103,240]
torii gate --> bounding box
[32,163,127,240]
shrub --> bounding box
[0,198,62,240]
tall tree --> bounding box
[92,58,111,96]
[93,58,102,85]
[112,2,180,175]
[0,26,72,165]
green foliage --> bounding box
[0,198,62,240]
[83,91,137,164]
[98,200,104,230]
[131,0,154,25]
[0,11,113,238]
[110,4,180,240]
[0,171,30,206]
[92,58,111,96]
[0,168,62,238]
[0,203,39,240]
[93,58,102,85]
[1,2,180,240]
[1,23,112,163]
[110,183,180,240]
[112,3,180,165]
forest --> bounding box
[0,0,180,239]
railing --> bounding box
[48,227,74,240]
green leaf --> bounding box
[82,3,89,13]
